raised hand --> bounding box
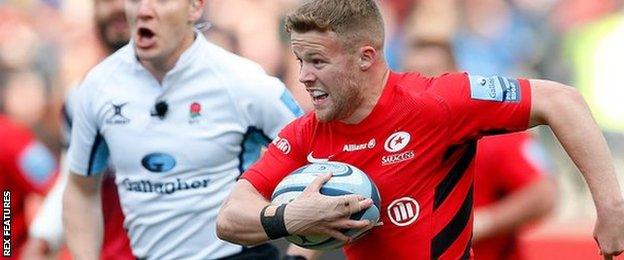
[594,203,624,259]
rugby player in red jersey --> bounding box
[216,1,624,259]
[472,132,555,260]
[281,37,558,260]
[0,114,56,259]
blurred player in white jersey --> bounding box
[62,0,302,259]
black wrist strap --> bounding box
[260,204,290,240]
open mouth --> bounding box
[135,27,156,48]
[310,89,329,103]
[138,28,154,38]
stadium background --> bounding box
[0,0,623,259]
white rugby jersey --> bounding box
[67,33,302,259]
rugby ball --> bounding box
[271,161,381,250]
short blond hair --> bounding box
[285,0,385,51]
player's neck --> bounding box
[340,66,390,124]
[141,30,196,84]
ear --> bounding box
[358,46,378,71]
[189,0,205,23]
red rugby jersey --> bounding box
[0,114,56,258]
[243,72,531,259]
[473,132,547,260]
[100,174,133,260]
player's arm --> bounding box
[62,83,108,259]
[62,171,103,260]
[217,179,272,245]
[529,79,624,256]
[473,177,555,241]
[216,175,373,246]
[23,160,69,258]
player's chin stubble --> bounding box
[317,73,361,122]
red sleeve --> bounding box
[428,73,532,145]
[242,118,309,199]
[477,132,546,193]
[0,118,57,194]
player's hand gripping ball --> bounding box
[271,161,381,250]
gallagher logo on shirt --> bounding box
[141,153,176,172]
[382,131,414,165]
[469,75,521,102]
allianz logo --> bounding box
[342,138,376,152]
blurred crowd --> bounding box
[1,0,623,258]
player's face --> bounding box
[291,31,365,122]
[95,0,130,52]
[125,0,201,64]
